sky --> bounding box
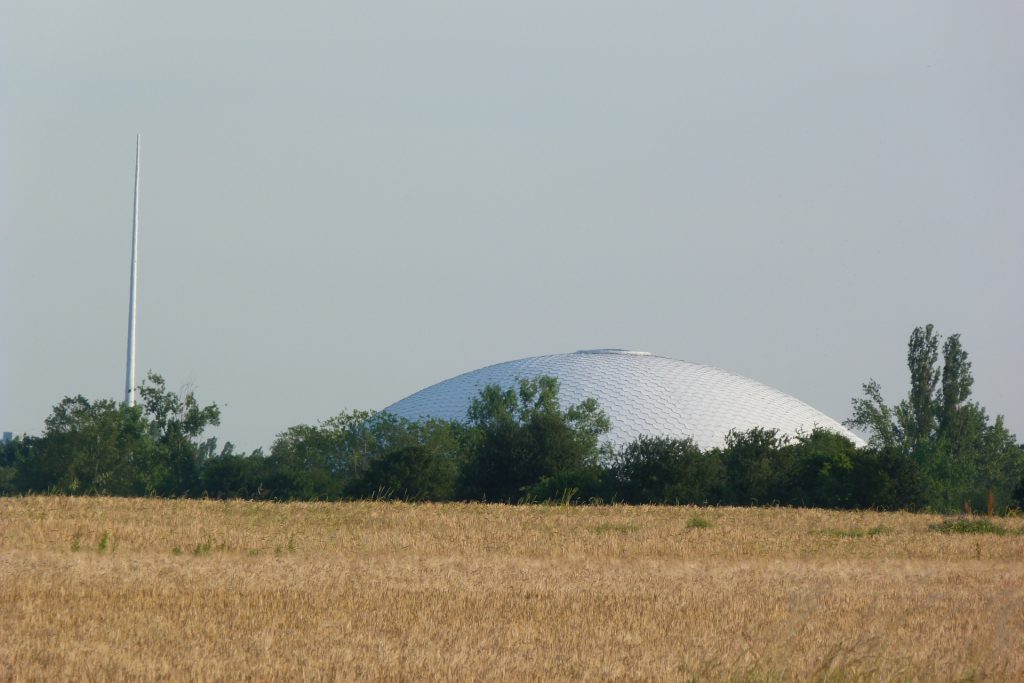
[2,1,1022,452]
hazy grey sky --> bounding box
[3,1,1022,452]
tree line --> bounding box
[2,326,1021,512]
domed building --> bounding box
[384,349,863,450]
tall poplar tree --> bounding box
[848,325,1023,511]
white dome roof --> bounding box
[384,349,863,450]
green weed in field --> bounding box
[817,526,891,539]
[929,518,1008,535]
[686,515,712,529]
[593,522,637,534]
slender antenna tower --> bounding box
[124,135,141,406]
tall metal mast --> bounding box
[124,135,141,406]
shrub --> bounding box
[612,435,725,504]
[264,413,464,501]
[525,465,613,504]
[348,444,458,501]
[721,428,794,505]
[200,452,269,499]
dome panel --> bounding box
[384,350,863,450]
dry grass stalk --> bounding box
[1,497,1023,681]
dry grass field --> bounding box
[1,497,1023,682]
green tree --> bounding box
[1,375,224,498]
[897,324,941,452]
[848,380,900,451]
[265,416,362,499]
[136,373,221,496]
[17,397,151,495]
[939,334,974,441]
[0,436,25,493]
[973,415,1024,511]
[349,444,459,501]
[721,427,795,505]
[786,428,862,508]
[612,435,725,504]
[844,446,926,510]
[458,376,610,501]
[200,449,269,499]
[847,325,1022,511]
[266,411,464,500]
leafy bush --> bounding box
[348,444,458,501]
[525,465,612,503]
[612,435,725,504]
[722,427,795,505]
[263,412,463,500]
[200,452,269,499]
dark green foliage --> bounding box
[348,444,458,501]
[973,416,1024,513]
[845,446,926,510]
[611,435,725,504]
[200,452,269,499]
[939,334,974,447]
[4,339,1020,513]
[0,464,15,494]
[786,429,888,509]
[609,427,926,511]
[1,436,35,494]
[262,418,354,500]
[263,412,464,500]
[1014,475,1024,509]
[901,324,941,452]
[722,427,795,505]
[525,465,612,503]
[600,425,922,511]
[783,429,853,508]
[137,373,222,496]
[18,397,151,495]
[457,376,610,501]
[848,380,899,451]
[9,373,221,497]
[0,435,19,493]
[848,325,1024,512]
[778,430,963,512]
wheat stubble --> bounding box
[1,497,1022,681]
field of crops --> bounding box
[1,497,1022,681]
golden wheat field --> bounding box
[1,497,1023,682]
